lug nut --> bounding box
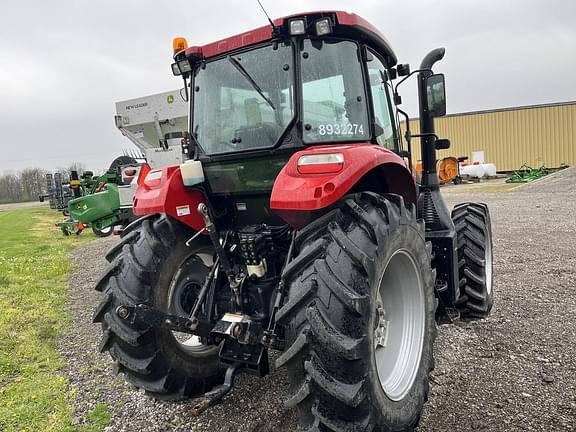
[116,306,130,320]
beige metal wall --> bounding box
[404,102,576,171]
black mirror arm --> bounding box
[396,107,412,162]
[411,132,439,140]
[393,68,432,98]
[396,108,411,141]
[409,133,450,150]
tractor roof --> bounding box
[184,11,398,66]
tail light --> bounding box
[143,169,162,188]
[297,153,344,174]
[135,163,151,186]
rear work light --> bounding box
[315,18,333,36]
[289,19,306,35]
[297,153,344,174]
[177,59,192,74]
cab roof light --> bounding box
[173,37,188,55]
[289,18,306,36]
[315,18,333,36]
[177,59,192,74]
[171,62,182,76]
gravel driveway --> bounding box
[59,169,576,431]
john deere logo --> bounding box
[167,95,175,104]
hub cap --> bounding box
[98,226,112,235]
[374,250,425,401]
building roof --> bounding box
[444,100,576,119]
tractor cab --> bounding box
[173,13,402,159]
[168,12,447,228]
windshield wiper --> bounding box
[227,56,276,110]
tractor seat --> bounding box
[233,122,280,149]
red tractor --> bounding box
[94,11,493,431]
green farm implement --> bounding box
[57,158,144,236]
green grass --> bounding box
[77,404,112,432]
[0,209,109,432]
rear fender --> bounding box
[270,144,416,228]
[133,165,206,232]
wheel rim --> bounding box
[98,226,112,235]
[167,252,216,353]
[374,249,425,401]
[485,230,493,295]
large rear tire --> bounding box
[277,193,436,431]
[451,203,494,318]
[93,214,223,399]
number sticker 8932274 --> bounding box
[318,123,365,136]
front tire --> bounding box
[452,203,494,318]
[277,193,436,431]
[93,214,223,399]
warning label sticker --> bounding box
[176,205,191,216]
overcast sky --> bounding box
[1,0,574,172]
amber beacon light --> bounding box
[172,37,188,55]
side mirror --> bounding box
[435,138,450,150]
[425,73,446,117]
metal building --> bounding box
[405,101,576,172]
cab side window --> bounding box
[367,53,396,150]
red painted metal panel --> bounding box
[133,165,206,232]
[270,143,413,212]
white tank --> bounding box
[482,163,497,177]
[460,164,486,178]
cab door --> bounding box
[366,51,398,151]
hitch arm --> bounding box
[115,304,213,336]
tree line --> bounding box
[0,164,86,204]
